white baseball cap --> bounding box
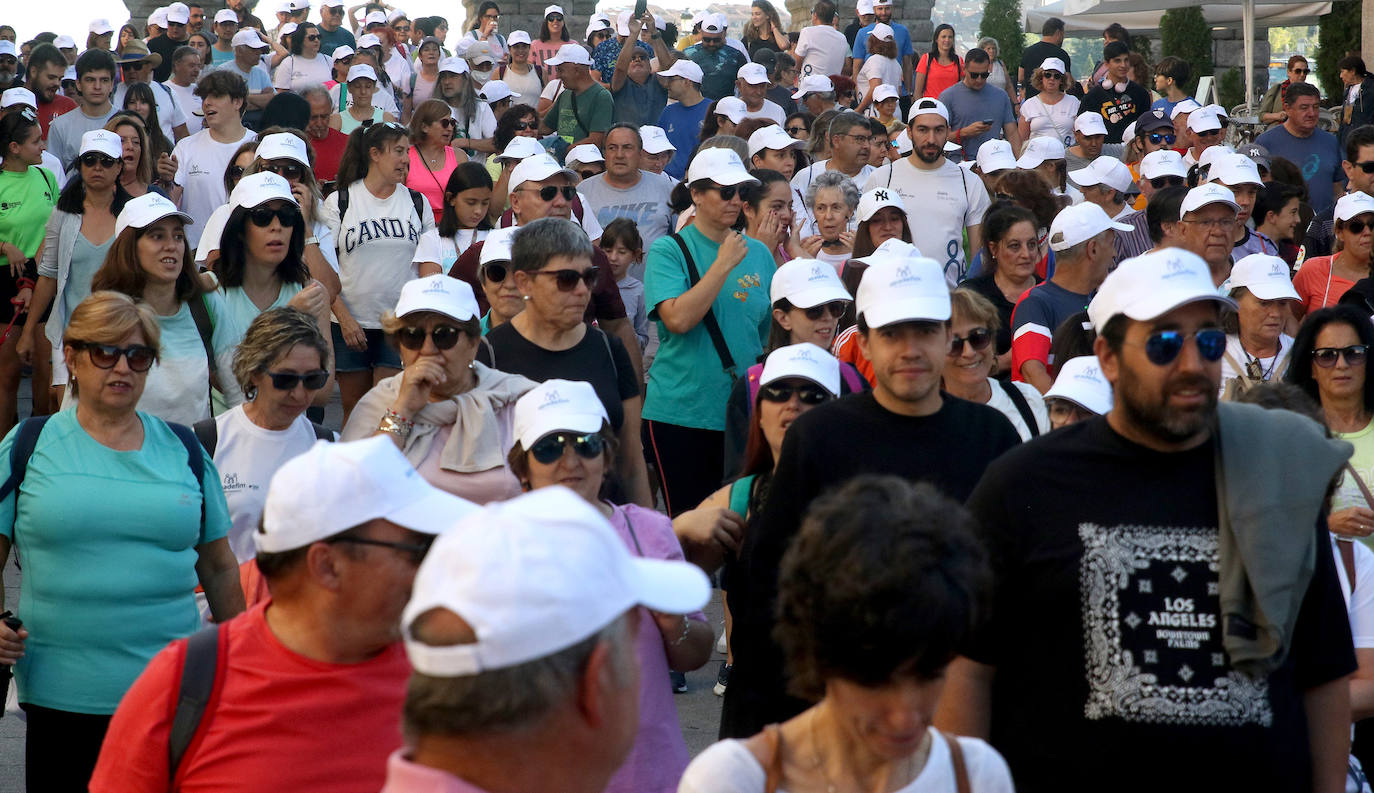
[1068,156,1134,193]
[1120,121,1138,144]
[402,486,710,676]
[213,9,239,24]
[714,96,747,125]
[769,258,850,308]
[509,153,576,191]
[230,171,297,211]
[701,12,728,34]
[857,0,875,14]
[364,10,388,26]
[856,187,906,223]
[166,3,191,24]
[544,5,565,16]
[1225,254,1299,301]
[856,255,950,328]
[1188,109,1223,133]
[115,193,194,239]
[386,7,407,23]
[1044,355,1113,415]
[565,144,604,168]
[1016,136,1065,169]
[748,125,803,158]
[438,55,469,75]
[894,128,912,156]
[1073,112,1108,137]
[89,18,116,34]
[63,66,77,83]
[479,80,519,103]
[54,35,77,50]
[256,132,310,166]
[975,138,1017,173]
[0,42,15,59]
[495,135,545,162]
[686,148,757,186]
[614,10,634,37]
[260,437,475,553]
[585,14,612,36]
[480,226,519,265]
[737,62,769,85]
[0,88,35,110]
[394,274,481,323]
[1207,152,1263,188]
[331,44,355,60]
[149,8,169,28]
[320,0,345,7]
[1048,202,1130,251]
[792,74,834,100]
[356,33,383,49]
[906,96,950,123]
[1197,143,1235,172]
[1039,57,1066,74]
[1170,98,1202,120]
[659,59,704,84]
[873,84,899,104]
[1179,183,1240,219]
[231,29,270,49]
[854,237,922,265]
[945,141,963,155]
[545,42,592,67]
[508,30,531,46]
[513,379,608,450]
[1202,103,1229,119]
[1139,149,1188,180]
[641,125,675,154]
[760,342,842,396]
[1336,191,1374,222]
[870,22,895,41]
[1087,247,1233,331]
[279,22,299,38]
[346,63,378,83]
[79,129,124,160]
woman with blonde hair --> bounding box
[105,112,163,198]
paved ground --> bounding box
[0,382,729,792]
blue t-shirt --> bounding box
[317,25,356,56]
[1150,95,1193,117]
[219,281,304,342]
[0,410,230,713]
[592,38,651,88]
[939,81,1016,160]
[852,21,915,87]
[683,43,748,101]
[213,60,274,94]
[612,73,669,127]
[1255,124,1346,215]
[657,98,711,180]
[644,224,775,431]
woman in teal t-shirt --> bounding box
[643,148,775,516]
[0,291,242,790]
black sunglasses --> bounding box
[802,301,847,320]
[481,262,509,282]
[79,152,121,169]
[228,164,246,180]
[546,13,564,21]
[436,117,456,128]
[263,162,304,181]
[1313,345,1369,368]
[1149,175,1185,189]
[968,71,990,79]
[248,205,300,227]
[397,323,464,350]
[786,125,808,135]
[265,369,329,390]
[534,266,599,291]
[1143,328,1226,366]
[512,120,534,131]
[1354,161,1374,174]
[327,534,433,564]
[702,184,739,200]
[1147,132,1177,146]
[1293,68,1311,75]
[759,382,830,405]
[1043,71,1063,79]
[524,184,577,202]
[949,327,993,356]
[305,34,320,41]
[77,342,156,372]
[1347,219,1374,235]
[530,432,605,464]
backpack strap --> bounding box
[997,379,1041,438]
[745,362,764,414]
[337,182,351,228]
[839,362,864,394]
[187,293,217,384]
[167,421,207,524]
[408,187,426,225]
[669,232,737,380]
[167,624,224,782]
[940,730,972,793]
[191,418,218,457]
[0,415,51,509]
[311,422,335,442]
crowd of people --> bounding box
[0,1,1371,792]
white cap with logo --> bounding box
[856,187,905,223]
[480,227,519,265]
[508,30,532,46]
[0,88,34,110]
[256,132,310,166]
[975,138,1017,173]
[259,436,476,553]
[514,379,608,450]
[747,125,803,158]
[1179,183,1240,219]
[1016,136,1065,169]
[1039,57,1067,74]
[1044,355,1113,415]
[686,148,757,186]
[1048,203,1131,251]
[1224,254,1300,301]
[792,74,834,100]
[641,126,675,154]
[495,136,545,163]
[769,258,851,308]
[906,96,949,123]
[658,59,704,84]
[738,62,769,85]
[1336,191,1374,222]
[856,255,950,328]
[230,171,297,210]
[510,153,577,191]
[90,18,117,34]
[438,56,469,75]
[870,22,895,41]
[1073,112,1108,137]
[356,33,383,49]
[546,42,592,67]
[54,35,76,50]
[1087,248,1234,331]
[873,84,899,103]
[565,144,604,168]
[1188,109,1223,133]
[854,237,922,265]
[760,342,841,396]
[80,130,124,160]
[346,63,378,83]
[402,486,710,676]
[1068,155,1134,193]
[231,29,270,49]
[394,274,481,322]
[701,12,729,33]
[115,193,194,239]
[715,96,747,124]
[1139,149,1188,180]
[1170,98,1202,120]
[1207,152,1263,188]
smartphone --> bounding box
[634,0,648,20]
[981,118,994,125]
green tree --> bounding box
[1159,7,1212,95]
[979,0,1023,78]
[1217,67,1244,109]
[1316,0,1359,104]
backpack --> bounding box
[336,181,427,232]
[191,417,334,455]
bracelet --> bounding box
[15,277,34,291]
[378,409,415,442]
[670,616,692,646]
[304,236,319,246]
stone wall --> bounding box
[462,0,599,43]
[1211,27,1272,100]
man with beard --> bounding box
[849,0,914,95]
[864,97,991,286]
[23,44,74,140]
[942,246,1355,793]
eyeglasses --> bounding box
[701,184,739,200]
[76,342,157,372]
[1141,328,1227,366]
[758,382,831,405]
[948,327,993,356]
[436,117,456,129]
[968,71,990,79]
[1293,68,1311,75]
[1149,175,1185,189]
[1195,128,1223,138]
[1347,219,1374,235]
[228,164,246,180]
[512,120,535,131]
[262,161,304,181]
[701,36,724,45]
[327,534,433,564]
[802,301,847,320]
[1043,71,1063,79]
[786,125,808,135]
[546,13,564,21]
[247,205,300,227]
[397,323,465,350]
[529,432,605,464]
[578,169,600,180]
[521,184,577,202]
[1147,132,1177,146]
[1182,217,1236,232]
[79,152,121,169]
[839,133,875,144]
[534,266,599,291]
[1313,345,1369,368]
[265,369,329,390]
[1354,161,1374,174]
[305,34,320,41]
[481,262,509,282]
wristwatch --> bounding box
[378,409,414,443]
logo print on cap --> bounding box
[874,189,890,201]
[422,280,450,294]
[808,265,827,281]
[793,346,816,362]
[541,389,570,408]
[1270,262,1287,276]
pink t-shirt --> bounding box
[528,39,565,81]
[604,503,708,793]
[407,145,461,219]
[1293,254,1356,315]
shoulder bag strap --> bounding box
[997,379,1040,438]
[568,86,588,139]
[762,724,784,793]
[1338,539,1359,595]
[191,418,218,457]
[311,422,335,442]
[1220,350,1256,388]
[670,232,737,379]
[168,624,223,782]
[1344,462,1374,512]
[939,730,971,793]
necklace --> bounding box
[806,708,932,793]
[1242,337,1283,381]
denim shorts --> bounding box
[331,323,403,372]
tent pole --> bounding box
[1243,0,1255,111]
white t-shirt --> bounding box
[742,99,787,125]
[1020,93,1080,147]
[983,377,1051,441]
[1334,535,1374,648]
[792,160,871,229]
[328,81,401,117]
[384,48,414,97]
[864,156,991,286]
[679,729,1014,793]
[450,101,498,145]
[212,406,326,563]
[794,24,848,80]
[112,81,188,142]
[1217,333,1293,397]
[273,53,334,93]
[141,292,244,426]
[165,80,203,134]
[172,127,257,248]
[322,181,437,329]
[438,229,489,274]
[858,54,903,95]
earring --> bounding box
[245,384,258,401]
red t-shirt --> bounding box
[35,95,77,141]
[89,600,410,793]
[310,128,350,183]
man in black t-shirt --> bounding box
[1018,17,1071,101]
[945,247,1356,793]
[719,252,1021,739]
[1079,40,1150,143]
